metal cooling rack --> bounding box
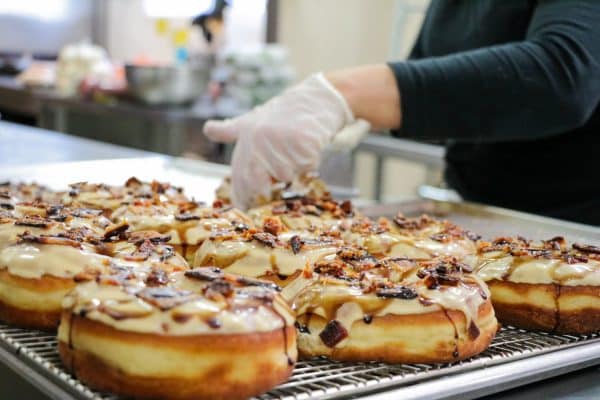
[0,324,599,400]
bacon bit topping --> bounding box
[573,243,600,255]
[234,223,249,232]
[337,246,378,264]
[207,317,221,329]
[103,222,129,241]
[376,286,418,299]
[125,177,143,187]
[145,268,169,286]
[252,232,278,247]
[295,321,311,333]
[17,232,82,248]
[468,321,481,340]
[204,280,234,299]
[340,200,353,215]
[137,287,193,310]
[234,276,281,292]
[289,235,303,254]
[15,216,51,228]
[126,231,171,245]
[0,202,14,210]
[416,259,467,289]
[175,212,200,221]
[393,214,433,230]
[124,239,156,262]
[319,320,348,347]
[263,217,284,236]
[212,199,225,208]
[185,267,224,281]
[73,270,99,282]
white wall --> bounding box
[276,0,429,80]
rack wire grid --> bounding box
[0,323,598,400]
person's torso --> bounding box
[411,0,600,224]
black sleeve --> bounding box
[390,0,600,142]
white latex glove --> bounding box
[204,73,370,209]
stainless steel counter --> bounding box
[0,122,599,400]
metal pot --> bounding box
[125,60,212,105]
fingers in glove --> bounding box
[203,119,241,143]
[231,144,273,210]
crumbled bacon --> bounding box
[15,216,51,228]
[290,235,303,254]
[185,267,224,281]
[145,268,169,286]
[319,320,348,347]
[136,287,193,310]
[263,217,284,236]
[103,222,129,241]
[252,232,278,247]
[376,286,418,299]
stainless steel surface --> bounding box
[0,323,598,400]
[0,76,41,117]
[355,135,445,201]
[125,61,212,105]
[362,199,600,243]
[0,121,152,165]
[357,135,445,167]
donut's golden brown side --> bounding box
[485,280,557,331]
[58,315,296,400]
[555,285,600,334]
[0,269,76,329]
[486,280,600,334]
[297,301,497,363]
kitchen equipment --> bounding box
[125,58,213,105]
[1,159,599,400]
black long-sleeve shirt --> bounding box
[389,0,600,225]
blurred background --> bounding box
[0,0,440,202]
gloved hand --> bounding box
[204,72,370,209]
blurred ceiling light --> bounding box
[143,0,213,18]
[0,0,67,20]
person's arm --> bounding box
[384,0,600,142]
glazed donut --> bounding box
[193,223,342,286]
[58,266,296,400]
[111,200,253,261]
[0,203,111,249]
[474,236,600,334]
[0,209,186,330]
[60,177,188,212]
[337,214,479,259]
[247,195,358,232]
[0,182,58,209]
[284,247,497,363]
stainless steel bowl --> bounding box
[125,60,212,105]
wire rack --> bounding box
[0,323,598,400]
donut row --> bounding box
[0,178,598,400]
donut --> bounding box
[60,177,188,212]
[0,207,186,330]
[284,247,497,363]
[193,223,342,286]
[111,200,252,261]
[335,214,479,259]
[474,236,600,334]
[247,195,358,232]
[58,265,296,400]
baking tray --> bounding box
[361,199,600,244]
[1,160,600,399]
